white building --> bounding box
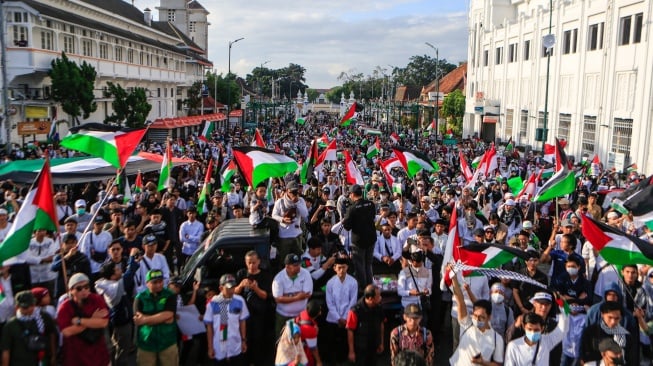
[0,0,212,144]
[465,0,652,174]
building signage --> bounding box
[17,121,51,135]
[25,106,49,119]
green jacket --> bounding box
[134,288,177,352]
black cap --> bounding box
[143,234,158,245]
[416,229,431,237]
[94,215,107,224]
[284,253,301,265]
[404,303,422,318]
[349,184,363,196]
[231,203,243,210]
[286,181,299,192]
[61,233,77,243]
[321,187,330,193]
[473,228,485,237]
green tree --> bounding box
[184,81,203,115]
[207,71,239,107]
[103,82,152,128]
[325,85,349,104]
[305,88,319,102]
[49,52,97,126]
[392,55,457,88]
[441,89,466,135]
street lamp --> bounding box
[540,0,554,153]
[258,60,270,124]
[227,37,244,122]
[425,42,439,139]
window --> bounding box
[127,49,134,63]
[581,116,597,157]
[538,111,546,129]
[40,31,53,50]
[495,47,503,65]
[82,39,93,57]
[506,109,514,138]
[508,43,517,63]
[519,110,528,144]
[588,23,604,51]
[558,113,571,141]
[619,15,632,45]
[523,40,531,60]
[563,29,578,54]
[99,43,108,59]
[612,118,633,160]
[63,35,75,53]
[115,47,122,62]
[157,88,161,98]
[189,21,196,32]
[139,53,144,65]
[634,13,643,43]
[12,25,27,46]
[167,10,176,22]
[13,12,28,22]
[542,44,553,57]
[483,50,489,66]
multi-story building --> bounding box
[0,0,212,144]
[465,0,652,174]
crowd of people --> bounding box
[0,113,650,366]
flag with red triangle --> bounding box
[380,157,403,187]
[340,102,357,126]
[459,151,473,183]
[134,170,143,193]
[251,129,266,148]
[344,151,364,185]
[390,132,400,144]
[197,159,214,215]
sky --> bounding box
[138,0,469,89]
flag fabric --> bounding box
[0,158,58,264]
[451,263,548,290]
[534,138,576,202]
[426,120,436,132]
[340,102,357,126]
[116,170,132,204]
[556,297,571,316]
[344,151,364,185]
[459,152,473,183]
[440,203,460,289]
[539,166,555,180]
[444,129,454,139]
[300,140,318,184]
[316,139,337,167]
[360,138,369,147]
[380,157,403,187]
[232,146,299,189]
[471,156,483,170]
[516,173,537,200]
[364,128,382,136]
[506,176,524,196]
[296,117,306,125]
[457,243,531,269]
[393,147,438,178]
[589,154,601,176]
[317,133,329,148]
[48,120,58,144]
[505,137,513,151]
[157,140,173,191]
[197,159,214,215]
[328,127,339,138]
[390,132,400,144]
[543,140,567,163]
[60,123,146,169]
[479,143,498,177]
[366,138,380,159]
[134,170,143,193]
[199,121,215,143]
[581,215,653,265]
[615,175,653,227]
[251,129,266,148]
[220,160,237,193]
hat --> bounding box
[417,228,431,237]
[0,208,7,215]
[63,216,78,224]
[74,199,86,207]
[94,215,107,224]
[143,234,158,245]
[607,212,619,219]
[231,203,243,210]
[286,181,299,192]
[380,203,390,209]
[219,274,236,288]
[31,287,49,303]
[504,192,515,200]
[504,199,516,206]
[483,225,495,232]
[325,200,336,208]
[561,219,574,227]
[473,228,485,237]
[349,184,363,196]
[598,338,622,354]
[523,220,533,229]
[68,273,90,289]
[530,292,553,304]
[490,283,505,293]
[321,187,330,194]
[404,303,422,318]
[15,290,36,308]
[284,253,301,265]
[145,269,164,282]
[168,276,183,287]
[61,233,77,243]
[558,198,570,205]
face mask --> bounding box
[566,267,578,276]
[491,293,504,304]
[612,356,625,365]
[77,209,86,215]
[471,318,485,329]
[525,330,541,343]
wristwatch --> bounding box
[75,317,82,326]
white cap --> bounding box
[523,220,533,229]
[504,192,514,200]
[504,199,516,206]
[74,199,86,207]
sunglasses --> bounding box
[73,284,90,292]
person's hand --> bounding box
[208,347,215,360]
[66,246,78,259]
[282,216,293,224]
[409,289,420,296]
[193,280,200,292]
[250,280,259,291]
[323,256,336,269]
[348,350,356,362]
[635,307,645,319]
[93,308,108,319]
[376,343,384,354]
[463,283,471,292]
[130,247,140,257]
[133,312,145,326]
[241,340,247,353]
[471,354,485,364]
[239,278,251,290]
[338,318,347,328]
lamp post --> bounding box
[541,0,554,153]
[425,42,439,139]
[227,37,244,123]
[258,60,270,125]
[213,69,218,113]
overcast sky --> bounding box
[138,0,469,89]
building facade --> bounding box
[465,0,653,174]
[1,0,211,144]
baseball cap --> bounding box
[74,199,86,207]
[561,219,574,227]
[146,269,164,282]
[143,234,158,245]
[94,215,107,224]
[286,181,299,193]
[284,253,301,265]
[15,290,36,308]
[321,187,330,194]
[523,220,533,229]
[61,233,77,243]
[558,198,570,205]
[504,199,516,206]
[607,212,619,219]
[325,200,336,208]
[349,184,363,196]
[0,208,7,215]
[404,303,422,318]
[68,273,90,289]
[483,225,495,232]
[530,292,553,304]
[219,274,236,288]
[31,287,49,304]
[64,216,78,224]
[598,338,622,353]
[168,276,183,287]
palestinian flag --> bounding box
[390,132,400,144]
[220,160,237,193]
[471,156,483,169]
[516,173,537,200]
[556,297,571,316]
[116,170,132,204]
[300,140,318,184]
[366,138,380,159]
[48,119,58,144]
[296,117,306,125]
[0,158,57,264]
[441,203,460,288]
[380,157,403,187]
[589,154,601,176]
[197,159,214,215]
[328,127,339,138]
[134,170,143,193]
[459,151,473,183]
[444,129,454,139]
[232,146,299,188]
[360,138,369,147]
[457,244,531,274]
[340,102,357,127]
[581,215,653,265]
[199,120,215,143]
[539,166,555,180]
[317,133,329,148]
[543,140,566,163]
[534,138,576,202]
[344,151,364,185]
[616,175,653,227]
[316,139,337,166]
[157,140,173,191]
[393,147,438,178]
[251,129,266,148]
[426,120,436,132]
[507,176,524,196]
[60,123,146,169]
[364,128,382,136]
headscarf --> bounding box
[274,320,308,366]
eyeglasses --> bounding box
[73,284,90,292]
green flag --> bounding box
[507,176,524,195]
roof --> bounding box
[203,96,225,109]
[394,85,422,102]
[150,113,226,129]
[422,62,467,95]
[187,1,208,12]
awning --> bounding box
[483,115,498,124]
[150,113,226,129]
[229,110,243,117]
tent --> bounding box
[0,152,196,184]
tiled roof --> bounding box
[422,62,467,95]
[394,85,422,102]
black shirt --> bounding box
[342,198,376,248]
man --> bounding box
[312,218,342,257]
[133,269,178,366]
[118,219,142,253]
[204,274,249,365]
[324,257,358,364]
[586,192,603,220]
[55,191,73,229]
[346,285,385,366]
[179,208,204,270]
[271,182,309,265]
[57,273,110,366]
[342,184,377,289]
[449,267,504,365]
[397,251,432,310]
[458,203,484,246]
[161,196,184,272]
[69,199,93,233]
[396,212,418,250]
[301,237,336,290]
[587,338,624,366]
[373,222,402,273]
[234,251,272,366]
[79,214,112,281]
[50,233,92,299]
[134,234,170,294]
[504,311,568,365]
[513,250,549,314]
[389,304,434,366]
[143,208,172,269]
[618,264,642,312]
[580,301,638,366]
[552,256,592,307]
[272,253,313,337]
[541,232,586,284]
[25,228,58,296]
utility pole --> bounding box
[425,42,439,139]
[0,0,11,145]
[227,37,244,125]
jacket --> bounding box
[342,198,376,248]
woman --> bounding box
[275,320,308,366]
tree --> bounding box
[49,52,97,126]
[441,89,465,135]
[207,71,239,107]
[393,55,457,88]
[184,81,203,115]
[305,88,319,102]
[103,82,152,128]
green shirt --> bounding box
[134,288,177,352]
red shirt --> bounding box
[57,293,110,366]
[295,310,319,366]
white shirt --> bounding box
[272,267,313,317]
[396,227,416,249]
[179,219,204,256]
[450,273,489,319]
[331,222,351,254]
[25,237,59,283]
[204,294,249,361]
[373,234,402,262]
[593,255,620,297]
[397,265,432,308]
[134,253,170,294]
[504,313,568,366]
[0,276,15,322]
[271,196,309,239]
[79,230,113,273]
[449,316,504,365]
[432,232,448,255]
[0,225,10,243]
[325,274,357,324]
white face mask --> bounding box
[491,293,504,304]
